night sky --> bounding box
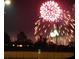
[4,0,74,41]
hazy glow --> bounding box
[50,29,59,37]
[5,0,11,6]
[40,1,62,22]
[17,44,23,47]
[12,44,15,47]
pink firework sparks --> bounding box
[40,1,62,22]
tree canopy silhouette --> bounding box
[4,32,10,44]
[17,32,27,43]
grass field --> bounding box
[4,51,74,59]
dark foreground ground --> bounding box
[4,43,75,59]
[4,51,74,59]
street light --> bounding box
[4,0,11,6]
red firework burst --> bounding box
[40,1,62,22]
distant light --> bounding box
[12,44,15,47]
[5,0,11,6]
[17,44,23,47]
[27,45,29,47]
[38,49,41,54]
[19,45,23,47]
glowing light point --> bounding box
[38,49,41,54]
[5,0,11,6]
[17,44,23,47]
[50,32,56,37]
[12,44,15,47]
[50,29,59,37]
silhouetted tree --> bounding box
[34,35,47,49]
[17,32,27,43]
[4,32,10,44]
[25,38,33,45]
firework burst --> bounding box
[40,1,62,22]
[34,1,75,46]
